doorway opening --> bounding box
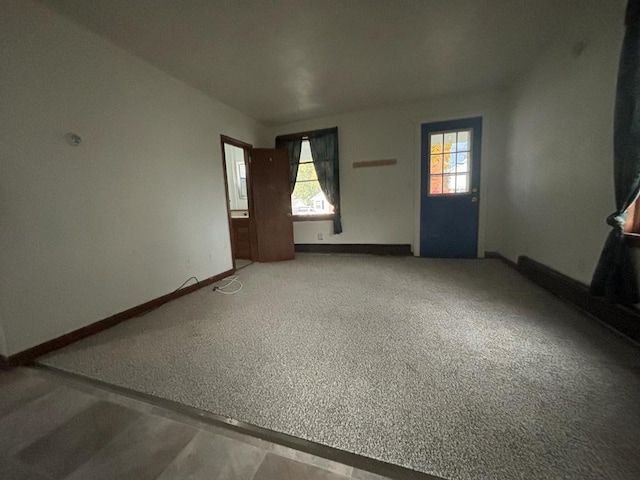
[221,135,255,268]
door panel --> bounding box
[231,218,251,259]
[420,117,482,258]
[250,148,295,262]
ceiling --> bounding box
[39,0,580,125]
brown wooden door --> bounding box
[250,148,294,262]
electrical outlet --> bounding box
[317,233,324,240]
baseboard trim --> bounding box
[487,252,640,343]
[295,243,412,255]
[484,251,518,269]
[517,256,640,343]
[3,268,235,368]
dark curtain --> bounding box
[275,137,302,194]
[590,0,640,304]
[309,128,342,234]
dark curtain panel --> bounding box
[309,128,342,234]
[275,137,302,194]
[590,0,640,304]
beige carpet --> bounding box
[41,255,640,480]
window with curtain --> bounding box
[590,0,640,304]
[291,139,335,216]
[276,127,342,234]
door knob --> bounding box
[472,187,478,193]
[471,197,478,202]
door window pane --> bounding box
[455,174,468,192]
[430,134,443,154]
[430,176,442,194]
[456,153,468,173]
[443,153,455,173]
[444,132,457,153]
[430,155,442,174]
[428,129,473,195]
[443,175,455,194]
[457,131,470,151]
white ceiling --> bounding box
[39,0,580,125]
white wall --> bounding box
[0,314,7,357]
[501,0,626,284]
[266,91,508,255]
[0,0,265,355]
[224,144,249,211]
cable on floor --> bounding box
[171,276,201,294]
[135,276,201,317]
[213,275,242,295]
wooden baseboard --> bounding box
[2,269,235,368]
[485,251,518,269]
[487,252,640,343]
[517,256,640,343]
[295,244,412,256]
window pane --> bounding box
[456,152,468,173]
[300,139,313,161]
[430,176,442,194]
[443,175,455,194]
[457,131,470,151]
[443,153,454,173]
[444,132,456,153]
[296,162,317,181]
[430,134,443,154]
[430,155,442,174]
[455,174,469,193]
[291,178,333,215]
[237,163,247,199]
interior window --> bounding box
[237,162,247,199]
[291,139,334,216]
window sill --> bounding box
[292,214,334,222]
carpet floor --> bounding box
[41,255,640,480]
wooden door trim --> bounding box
[221,135,253,150]
[247,150,259,262]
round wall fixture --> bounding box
[65,133,82,146]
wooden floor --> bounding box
[0,367,388,480]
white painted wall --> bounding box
[266,91,508,255]
[501,0,626,284]
[0,314,7,357]
[0,0,265,355]
[224,144,249,211]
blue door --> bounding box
[420,117,482,257]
